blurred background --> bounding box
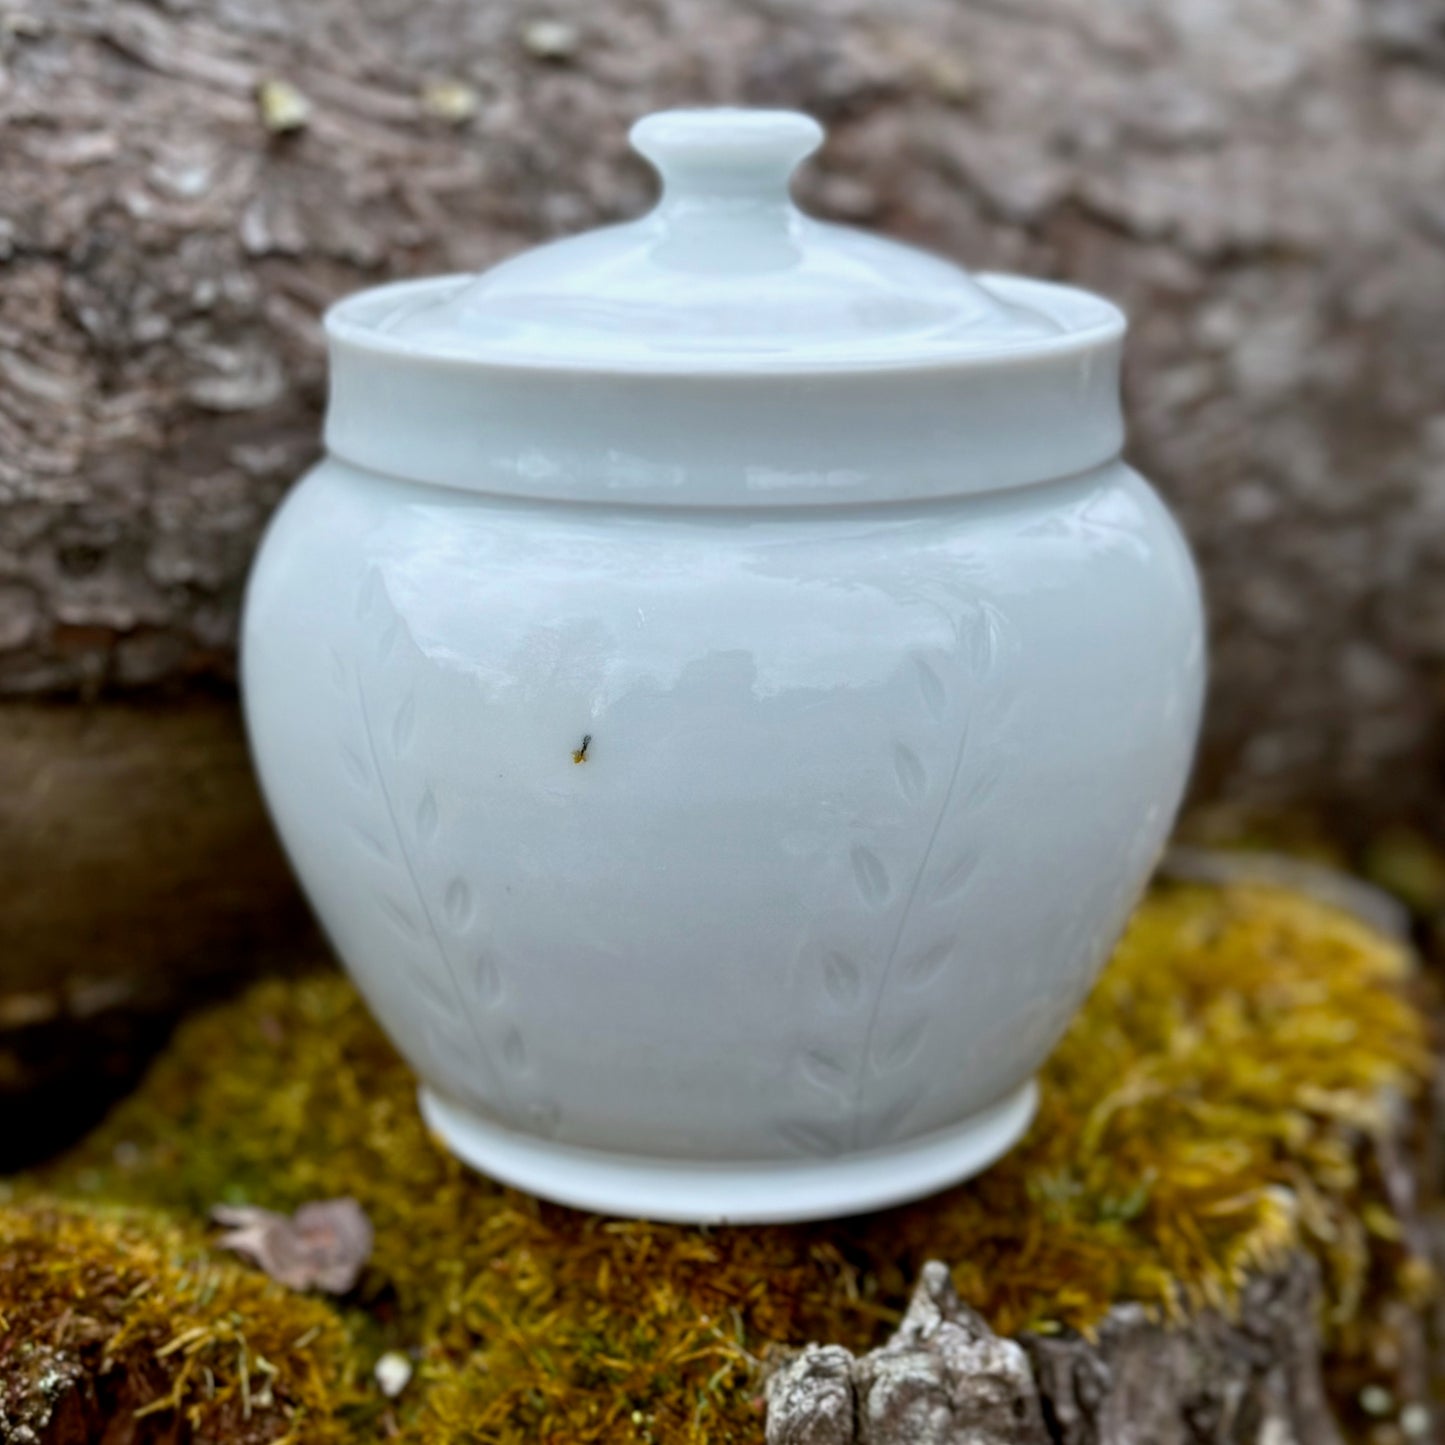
[3,0,1445,1161]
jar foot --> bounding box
[417,1080,1038,1224]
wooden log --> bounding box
[0,699,313,1168]
[766,1257,1343,1445]
[1,0,1445,824]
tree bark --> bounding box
[2,0,1445,824]
[766,1257,1361,1445]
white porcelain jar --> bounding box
[242,110,1204,1223]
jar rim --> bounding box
[325,271,1125,379]
[323,274,1126,508]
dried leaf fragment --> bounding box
[212,1196,372,1294]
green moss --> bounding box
[1363,826,1445,917]
[7,883,1434,1442]
[0,1202,358,1442]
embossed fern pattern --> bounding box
[331,568,549,1134]
[779,597,1016,1157]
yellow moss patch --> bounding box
[10,883,1435,1443]
[0,1202,357,1442]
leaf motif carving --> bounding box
[851,847,891,909]
[776,1120,849,1159]
[963,759,1004,811]
[329,647,347,693]
[476,954,504,1007]
[893,743,927,805]
[903,940,952,989]
[376,618,401,663]
[391,694,416,757]
[914,657,947,720]
[845,603,1011,1149]
[344,636,518,1127]
[929,847,982,905]
[349,823,390,864]
[415,969,452,1015]
[967,602,1004,673]
[799,1050,848,1097]
[873,1019,926,1075]
[871,1083,925,1144]
[339,742,369,790]
[415,789,439,843]
[502,1029,527,1072]
[443,878,474,930]
[822,952,861,1007]
[380,896,421,941]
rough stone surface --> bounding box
[2,0,1445,822]
[853,1261,1046,1445]
[767,1261,1047,1445]
[766,1256,1348,1445]
[766,1345,858,1445]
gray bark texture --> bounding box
[767,1261,1048,1445]
[765,1257,1345,1445]
[3,0,1445,822]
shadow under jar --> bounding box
[242,109,1205,1223]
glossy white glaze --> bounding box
[418,1081,1041,1225]
[325,273,1124,507]
[243,459,1203,1178]
[357,108,1066,369]
[241,108,1206,1220]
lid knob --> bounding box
[630,108,823,207]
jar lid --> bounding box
[324,108,1126,504]
[358,110,1066,371]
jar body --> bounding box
[242,455,1203,1220]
